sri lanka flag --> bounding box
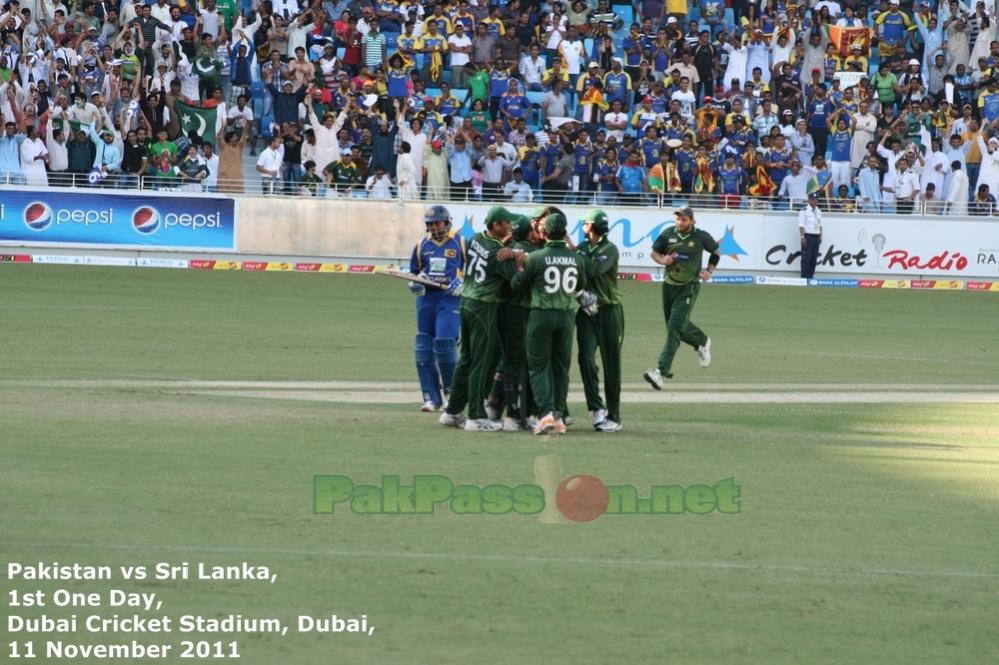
[748,165,776,196]
[829,26,871,57]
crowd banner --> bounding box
[0,189,236,251]
[446,204,999,279]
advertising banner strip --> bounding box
[443,203,999,278]
[0,190,236,250]
[138,258,190,269]
[809,278,859,288]
[5,254,999,293]
[756,276,809,287]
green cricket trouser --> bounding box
[493,302,532,417]
[657,281,707,376]
[576,303,624,423]
[447,298,500,419]
[526,309,575,417]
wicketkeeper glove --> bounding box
[576,290,598,316]
[447,277,464,297]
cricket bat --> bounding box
[379,268,444,289]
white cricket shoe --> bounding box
[554,418,567,435]
[502,416,522,431]
[439,412,466,428]
[595,419,622,432]
[484,399,500,420]
[697,337,712,369]
[420,400,437,412]
[563,415,574,427]
[590,409,607,426]
[464,418,504,432]
[643,368,664,390]
[524,416,540,431]
[533,412,557,435]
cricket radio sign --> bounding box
[0,189,236,250]
[313,456,740,523]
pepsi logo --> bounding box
[24,201,52,231]
[132,206,160,235]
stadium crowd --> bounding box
[1,0,999,213]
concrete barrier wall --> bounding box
[236,197,427,258]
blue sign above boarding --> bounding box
[0,190,236,250]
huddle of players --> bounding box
[409,203,721,435]
[409,204,623,435]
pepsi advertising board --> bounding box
[0,190,236,250]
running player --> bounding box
[643,205,720,389]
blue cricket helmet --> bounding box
[423,204,452,240]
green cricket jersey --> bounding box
[511,240,588,310]
[501,240,538,308]
[576,237,621,306]
[462,232,506,302]
[651,225,719,286]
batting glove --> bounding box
[447,277,464,297]
[408,281,426,296]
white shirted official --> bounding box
[798,199,822,234]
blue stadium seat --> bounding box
[618,5,633,27]
[689,6,701,22]
[526,90,545,127]
[426,88,442,99]
[584,38,594,59]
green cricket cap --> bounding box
[510,214,532,240]
[485,205,515,227]
[674,205,695,220]
[544,212,567,236]
[582,208,610,233]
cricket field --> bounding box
[2,265,998,664]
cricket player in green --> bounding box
[644,206,720,389]
[485,213,543,431]
[511,212,590,435]
[439,207,515,432]
[575,209,624,432]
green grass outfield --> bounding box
[2,265,998,664]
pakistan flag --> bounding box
[177,100,218,146]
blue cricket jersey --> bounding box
[410,230,466,293]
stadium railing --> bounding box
[0,173,988,217]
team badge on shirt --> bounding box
[445,249,456,258]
